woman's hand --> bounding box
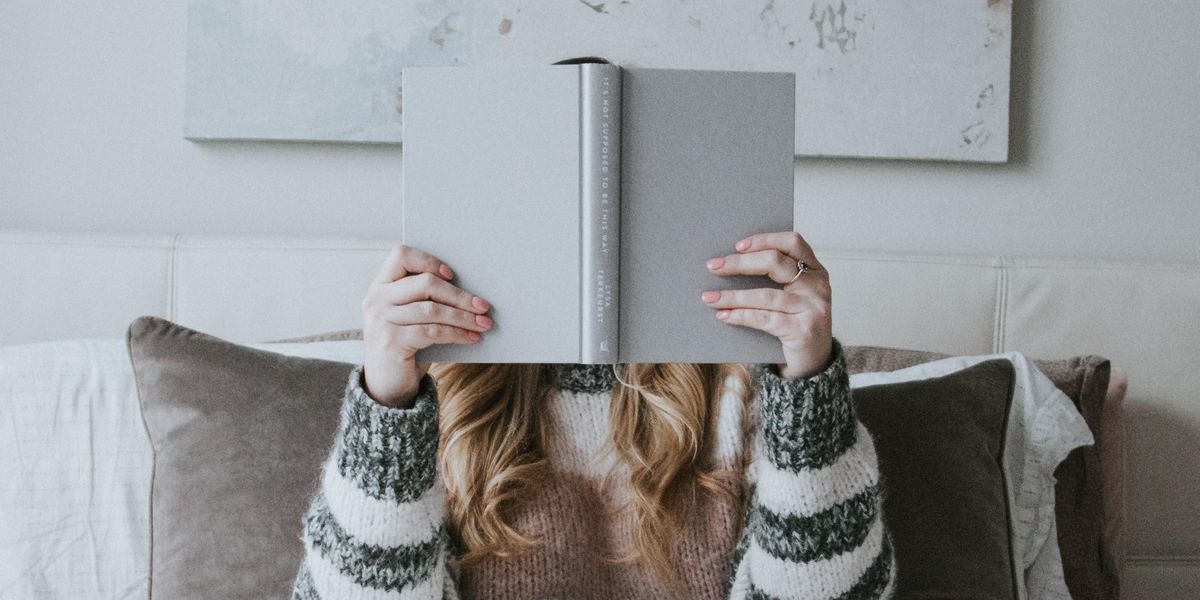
[700,231,833,380]
[361,244,494,408]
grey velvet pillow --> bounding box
[127,316,354,599]
[851,358,1019,600]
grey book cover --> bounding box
[402,63,794,364]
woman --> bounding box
[290,230,897,599]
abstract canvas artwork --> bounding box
[185,0,1011,162]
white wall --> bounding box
[2,0,1198,263]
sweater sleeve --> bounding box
[726,337,898,600]
[289,365,459,600]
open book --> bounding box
[402,63,794,364]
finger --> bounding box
[713,307,794,338]
[374,244,455,285]
[399,322,482,347]
[708,248,822,285]
[382,301,494,333]
[699,287,806,313]
[735,231,825,271]
[703,286,827,312]
[376,272,490,315]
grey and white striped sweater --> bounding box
[291,337,897,599]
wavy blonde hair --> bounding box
[426,361,756,591]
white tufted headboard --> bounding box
[2,228,1198,596]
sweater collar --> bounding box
[539,362,620,394]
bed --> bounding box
[1,228,1197,598]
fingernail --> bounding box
[468,331,481,341]
[707,258,724,270]
[701,291,719,303]
[440,264,455,278]
[475,314,493,328]
[736,240,749,251]
[716,309,730,319]
[472,296,490,311]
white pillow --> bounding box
[0,337,363,600]
[850,351,1095,600]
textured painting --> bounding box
[185,0,1011,162]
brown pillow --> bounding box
[852,358,1020,599]
[844,345,1119,600]
[127,316,354,599]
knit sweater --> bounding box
[290,337,897,600]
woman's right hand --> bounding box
[360,244,493,408]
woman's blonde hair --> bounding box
[426,360,755,591]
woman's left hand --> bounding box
[701,231,833,380]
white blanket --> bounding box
[0,338,363,600]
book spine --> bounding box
[580,64,621,364]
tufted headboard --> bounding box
[2,229,1198,596]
